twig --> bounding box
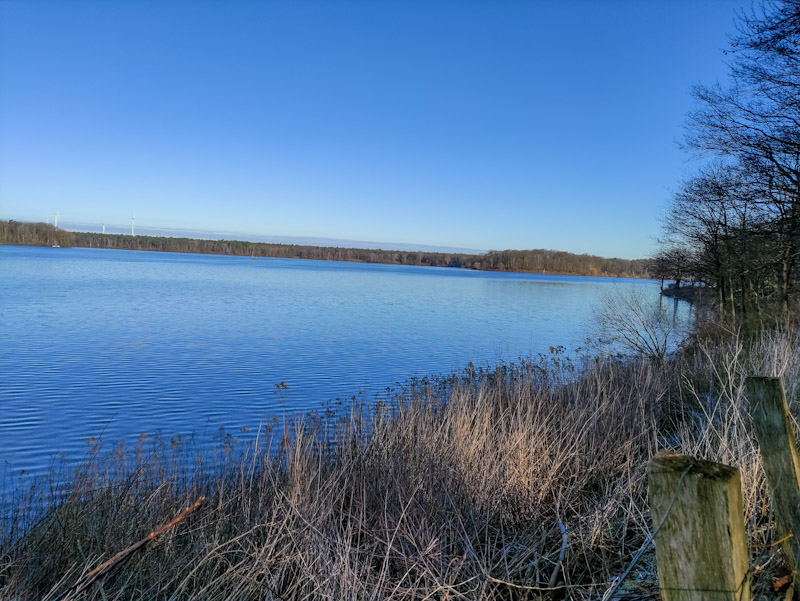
[59,496,205,601]
[548,519,568,589]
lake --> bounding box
[0,245,678,476]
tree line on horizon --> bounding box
[652,0,799,323]
[0,220,76,248]
[0,220,650,278]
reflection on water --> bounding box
[0,246,687,475]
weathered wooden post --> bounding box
[746,376,800,579]
[648,454,751,601]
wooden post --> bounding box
[648,454,751,601]
[746,376,800,578]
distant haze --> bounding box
[59,221,485,255]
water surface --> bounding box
[1,246,673,475]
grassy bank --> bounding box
[1,329,798,600]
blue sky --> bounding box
[0,0,749,258]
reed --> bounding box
[1,329,797,600]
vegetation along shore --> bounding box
[0,219,650,278]
[1,328,797,600]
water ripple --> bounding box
[0,246,682,476]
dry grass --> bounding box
[1,329,798,600]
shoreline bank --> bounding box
[1,220,651,279]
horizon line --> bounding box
[2,216,649,260]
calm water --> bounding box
[1,246,672,475]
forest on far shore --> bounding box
[0,220,650,278]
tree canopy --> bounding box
[660,0,800,322]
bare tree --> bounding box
[592,287,687,363]
[668,0,800,318]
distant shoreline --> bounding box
[0,220,651,279]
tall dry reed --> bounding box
[1,329,797,600]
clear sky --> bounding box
[0,0,750,258]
